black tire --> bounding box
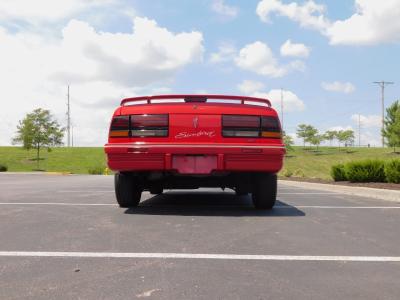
[235,189,248,196]
[114,173,142,208]
[150,187,163,195]
[252,173,277,210]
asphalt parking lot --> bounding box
[1,174,400,299]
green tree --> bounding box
[324,130,337,147]
[309,134,325,150]
[304,125,318,146]
[12,108,64,169]
[297,124,317,148]
[283,132,294,151]
[382,100,400,152]
[337,130,355,148]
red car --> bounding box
[105,95,285,209]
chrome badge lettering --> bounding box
[175,131,216,139]
[193,116,199,129]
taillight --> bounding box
[109,114,169,138]
[131,114,168,137]
[109,116,130,137]
[261,116,281,138]
[222,115,281,138]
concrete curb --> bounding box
[279,180,400,203]
[0,172,72,175]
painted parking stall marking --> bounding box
[0,251,400,262]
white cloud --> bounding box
[280,39,310,58]
[321,81,355,94]
[326,0,400,45]
[256,0,329,31]
[0,17,204,146]
[237,80,265,94]
[328,126,354,132]
[0,0,116,23]
[351,114,381,128]
[209,43,236,63]
[211,0,239,18]
[235,41,305,77]
[253,89,305,112]
[256,0,400,46]
[236,80,305,112]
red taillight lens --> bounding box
[109,116,129,137]
[261,116,281,132]
[222,115,260,128]
[110,116,129,130]
[131,114,168,128]
[222,115,281,138]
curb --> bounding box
[0,172,72,176]
[279,180,400,203]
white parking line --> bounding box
[0,202,115,206]
[0,251,399,262]
[0,203,399,209]
[278,192,335,195]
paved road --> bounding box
[0,174,399,299]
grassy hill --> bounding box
[0,146,398,179]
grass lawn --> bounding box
[282,146,399,180]
[0,147,106,174]
[0,146,398,179]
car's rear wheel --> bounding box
[114,173,142,208]
[235,189,248,196]
[252,173,277,210]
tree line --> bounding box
[296,125,355,149]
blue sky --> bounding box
[0,0,399,146]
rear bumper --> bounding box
[104,143,285,173]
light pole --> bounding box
[373,81,394,147]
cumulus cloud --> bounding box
[0,17,204,146]
[254,89,305,112]
[209,42,236,64]
[280,39,310,57]
[235,41,305,77]
[0,0,117,23]
[237,80,265,94]
[328,126,354,132]
[237,80,305,112]
[351,114,381,128]
[256,0,400,46]
[211,0,239,18]
[321,81,355,94]
[256,0,329,31]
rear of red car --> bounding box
[104,95,285,209]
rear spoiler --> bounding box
[120,94,271,107]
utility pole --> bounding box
[71,125,74,147]
[67,85,71,147]
[280,88,284,132]
[358,114,361,147]
[373,81,394,147]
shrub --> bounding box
[88,166,105,175]
[293,169,305,177]
[283,169,293,177]
[331,164,347,181]
[385,160,400,183]
[0,164,8,172]
[345,160,386,183]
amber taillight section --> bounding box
[222,115,281,138]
